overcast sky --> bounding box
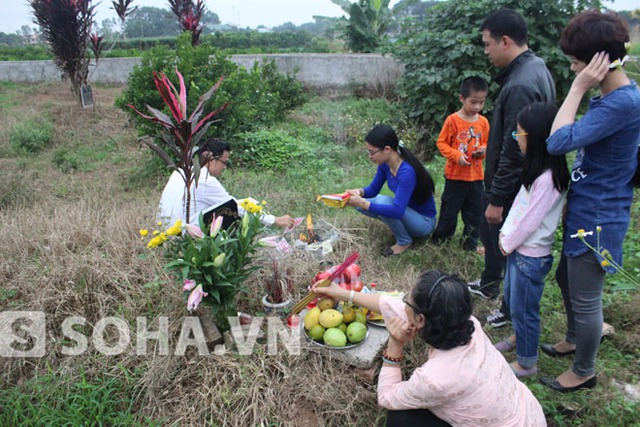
[0,0,636,34]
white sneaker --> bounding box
[487,309,510,328]
[467,279,494,299]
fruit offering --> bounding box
[312,264,363,292]
[303,299,368,348]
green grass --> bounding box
[0,367,164,427]
[0,82,638,426]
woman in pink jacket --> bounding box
[314,270,546,426]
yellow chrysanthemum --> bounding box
[147,232,168,249]
[166,219,183,236]
[239,198,263,214]
[157,221,163,226]
[139,229,149,237]
[153,230,160,235]
[601,260,610,267]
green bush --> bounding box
[9,117,54,154]
[116,33,307,148]
[104,31,330,54]
[293,98,414,147]
[391,0,604,159]
[0,45,53,61]
[233,129,313,170]
[52,148,79,173]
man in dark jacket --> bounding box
[468,9,556,328]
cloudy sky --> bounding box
[0,0,636,34]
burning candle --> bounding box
[287,314,300,328]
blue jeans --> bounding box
[504,251,553,368]
[357,195,436,246]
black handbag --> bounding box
[201,199,241,231]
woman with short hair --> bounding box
[314,270,546,426]
[541,10,640,392]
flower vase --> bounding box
[261,295,293,316]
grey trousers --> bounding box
[555,251,606,377]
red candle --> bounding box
[287,314,300,328]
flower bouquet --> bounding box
[142,212,265,331]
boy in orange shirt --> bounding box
[431,76,489,252]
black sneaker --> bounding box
[487,309,510,328]
[467,279,495,299]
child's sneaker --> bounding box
[467,279,495,299]
[487,309,510,328]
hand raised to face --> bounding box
[572,51,610,93]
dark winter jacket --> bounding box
[484,50,556,207]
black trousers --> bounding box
[431,179,483,251]
[477,195,513,319]
[387,409,452,427]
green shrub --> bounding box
[391,0,604,159]
[293,98,414,148]
[0,45,53,61]
[116,33,307,150]
[233,129,312,170]
[9,117,54,154]
[104,31,330,54]
[52,148,79,173]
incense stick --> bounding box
[291,252,359,314]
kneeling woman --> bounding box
[345,124,436,257]
[314,271,546,427]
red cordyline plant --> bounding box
[112,0,137,24]
[89,32,104,59]
[169,0,205,46]
[127,68,228,223]
[30,0,96,98]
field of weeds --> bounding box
[0,82,639,426]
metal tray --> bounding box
[304,327,370,350]
[366,319,386,328]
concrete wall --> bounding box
[0,54,404,92]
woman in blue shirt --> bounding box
[346,124,437,256]
[540,10,640,393]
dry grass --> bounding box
[0,83,397,426]
[1,82,639,427]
